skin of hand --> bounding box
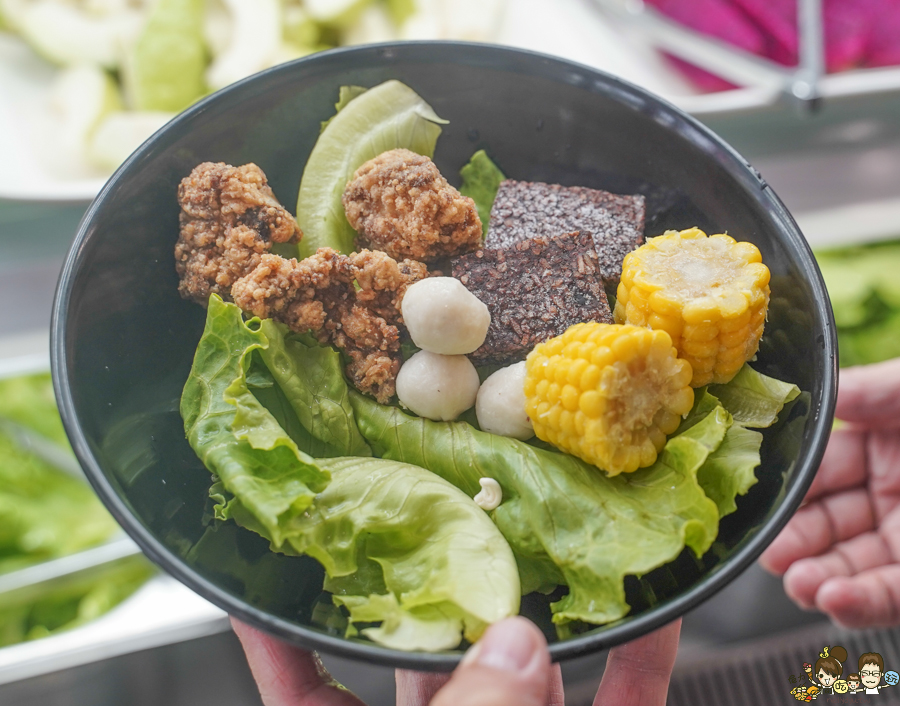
[759,359,900,628]
[231,615,681,706]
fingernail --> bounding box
[463,618,539,673]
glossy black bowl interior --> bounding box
[52,42,837,670]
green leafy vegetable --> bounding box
[297,80,447,257]
[0,555,153,647]
[124,0,207,112]
[217,456,519,651]
[816,257,875,329]
[816,239,900,367]
[183,301,518,650]
[251,456,519,650]
[0,431,119,575]
[181,293,801,638]
[708,364,800,428]
[0,373,153,647]
[697,424,763,518]
[0,372,69,448]
[319,84,368,133]
[181,296,330,546]
[679,389,763,520]
[384,0,417,25]
[257,321,371,458]
[459,149,505,236]
[349,391,725,625]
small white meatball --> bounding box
[396,350,480,421]
[476,362,533,440]
[401,277,491,355]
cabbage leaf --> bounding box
[708,363,800,428]
[257,320,371,458]
[349,391,725,625]
[459,149,505,236]
[181,296,330,546]
[183,300,518,649]
[222,456,520,651]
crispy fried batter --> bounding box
[175,162,301,304]
[342,148,482,263]
[350,249,429,321]
[231,248,428,403]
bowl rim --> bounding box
[51,40,838,671]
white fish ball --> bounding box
[396,350,480,421]
[475,361,534,440]
[401,277,491,355]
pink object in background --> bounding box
[645,0,900,91]
[868,4,900,67]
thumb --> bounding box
[836,359,900,427]
[430,617,551,706]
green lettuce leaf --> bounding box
[680,389,763,519]
[297,80,447,258]
[319,85,368,133]
[697,424,762,518]
[708,363,800,428]
[181,297,330,546]
[257,320,370,458]
[223,456,520,650]
[0,431,119,575]
[349,392,724,625]
[459,149,505,236]
[0,555,153,647]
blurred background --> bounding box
[2,0,900,704]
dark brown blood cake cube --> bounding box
[452,231,613,365]
[485,180,645,285]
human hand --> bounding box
[232,615,681,706]
[759,358,900,628]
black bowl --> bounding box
[52,42,836,670]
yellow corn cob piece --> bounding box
[524,323,694,476]
[614,227,770,387]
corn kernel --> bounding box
[525,323,694,476]
[616,228,770,386]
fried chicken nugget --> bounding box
[231,248,428,403]
[175,162,301,304]
[342,148,482,263]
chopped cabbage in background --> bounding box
[0,0,507,173]
[0,373,154,647]
[817,239,900,367]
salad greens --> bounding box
[222,456,519,650]
[351,390,724,624]
[0,432,117,574]
[179,82,806,647]
[0,372,70,449]
[817,239,900,367]
[186,298,518,649]
[181,296,331,546]
[0,555,153,648]
[296,80,448,258]
[125,0,207,113]
[708,363,801,429]
[0,373,154,646]
[182,299,799,631]
[459,149,506,236]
